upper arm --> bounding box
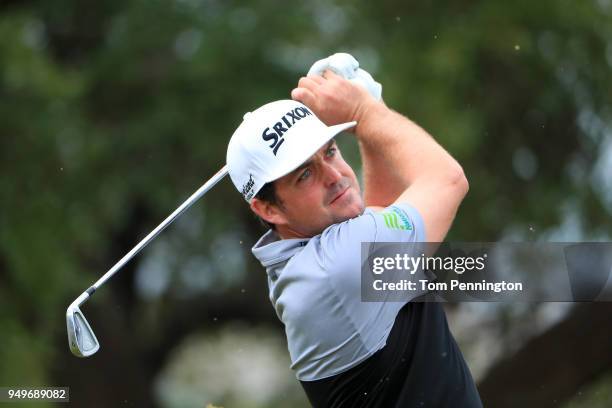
[320,205,427,297]
[388,170,469,242]
[328,205,426,256]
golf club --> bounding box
[66,165,228,357]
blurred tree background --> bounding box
[1,0,611,406]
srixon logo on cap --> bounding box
[262,107,312,155]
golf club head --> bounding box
[66,304,100,357]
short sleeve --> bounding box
[319,203,426,270]
[369,203,426,243]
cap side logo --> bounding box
[242,174,255,200]
[261,107,312,155]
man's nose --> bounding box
[321,162,343,186]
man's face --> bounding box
[266,140,364,238]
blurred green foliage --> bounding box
[565,372,612,408]
[1,0,611,406]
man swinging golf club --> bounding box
[226,54,482,407]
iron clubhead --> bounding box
[66,305,100,357]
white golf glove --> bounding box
[307,53,383,101]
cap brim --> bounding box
[265,121,357,184]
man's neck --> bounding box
[275,225,314,240]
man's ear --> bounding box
[250,197,288,226]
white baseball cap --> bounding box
[226,100,356,202]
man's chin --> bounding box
[333,202,365,224]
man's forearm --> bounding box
[356,101,466,208]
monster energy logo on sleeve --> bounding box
[382,207,413,231]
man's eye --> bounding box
[298,168,311,182]
[326,147,337,157]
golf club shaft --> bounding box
[87,165,228,295]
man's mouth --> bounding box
[329,186,349,205]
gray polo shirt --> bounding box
[252,204,428,381]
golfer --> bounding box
[226,63,482,407]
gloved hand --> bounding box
[307,53,383,101]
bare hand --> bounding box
[290,70,378,128]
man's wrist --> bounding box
[354,100,390,137]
